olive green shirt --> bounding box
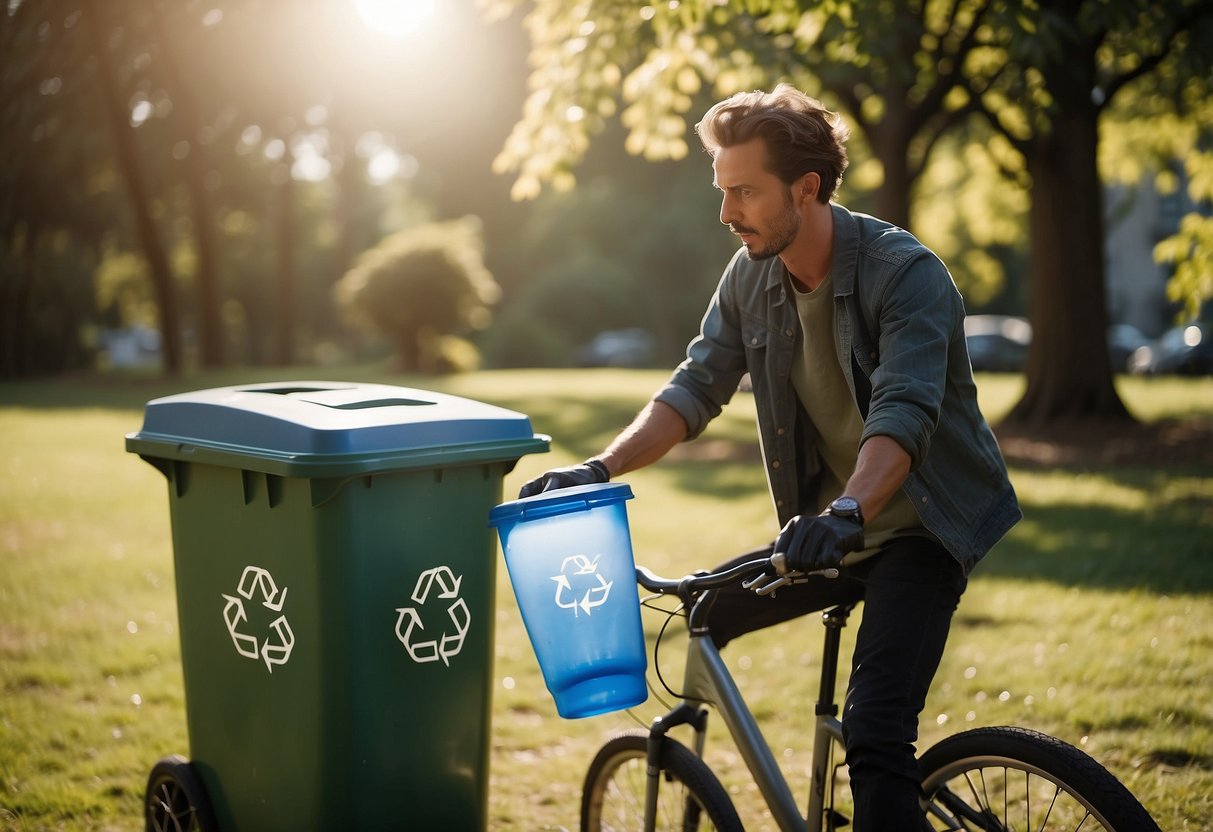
[789,272,934,563]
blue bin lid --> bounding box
[126,381,550,476]
[488,482,634,526]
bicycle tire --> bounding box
[919,726,1161,831]
[581,731,744,832]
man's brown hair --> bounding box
[696,84,850,203]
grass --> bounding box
[1,368,1211,830]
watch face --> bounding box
[832,496,860,514]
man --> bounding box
[520,85,1021,830]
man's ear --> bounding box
[800,172,822,204]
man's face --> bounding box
[713,138,800,260]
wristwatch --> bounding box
[826,495,865,526]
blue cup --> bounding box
[489,483,647,718]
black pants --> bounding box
[706,536,967,832]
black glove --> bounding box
[774,512,865,573]
[518,459,610,498]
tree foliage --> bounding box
[487,0,990,227]
[1102,60,1213,323]
[964,0,1213,423]
[1,0,497,378]
[489,0,1213,424]
[483,151,738,368]
[335,217,501,373]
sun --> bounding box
[354,0,436,38]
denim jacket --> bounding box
[654,204,1021,574]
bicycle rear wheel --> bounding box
[919,726,1160,831]
[581,731,743,832]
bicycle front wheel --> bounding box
[919,726,1161,831]
[581,731,743,832]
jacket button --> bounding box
[920,496,928,504]
[771,459,781,469]
[785,328,795,337]
[776,427,785,436]
[751,337,759,346]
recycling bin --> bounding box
[489,484,648,719]
[126,381,549,831]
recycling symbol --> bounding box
[552,555,613,617]
[221,565,295,673]
[394,565,470,666]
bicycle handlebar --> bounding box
[636,556,839,600]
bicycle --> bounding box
[580,554,1161,831]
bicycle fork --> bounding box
[644,703,710,831]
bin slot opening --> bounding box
[238,386,352,395]
[302,397,437,410]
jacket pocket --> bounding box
[740,315,772,386]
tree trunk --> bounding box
[332,119,359,283]
[872,148,913,233]
[1007,91,1130,426]
[863,92,914,232]
[395,330,420,373]
[273,147,296,366]
[85,5,182,374]
[1,224,38,377]
[152,2,224,368]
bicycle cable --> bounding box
[647,593,710,704]
[622,596,685,727]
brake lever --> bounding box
[743,571,802,596]
[743,565,840,597]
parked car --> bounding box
[1128,322,1213,376]
[1107,323,1151,373]
[964,315,1031,372]
[575,328,657,368]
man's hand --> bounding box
[774,513,864,574]
[518,459,610,498]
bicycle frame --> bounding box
[645,602,854,832]
[623,562,1158,832]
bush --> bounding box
[335,216,500,372]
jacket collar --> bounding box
[830,203,859,298]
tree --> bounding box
[1,1,116,376]
[970,0,1213,424]
[334,217,500,372]
[487,0,993,229]
[1102,47,1213,324]
[83,1,185,374]
[148,0,225,368]
[488,0,1213,425]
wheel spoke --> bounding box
[925,757,1145,831]
[582,733,742,831]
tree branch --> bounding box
[910,0,993,138]
[829,78,867,133]
[971,94,1030,160]
[1101,4,1210,108]
[908,97,982,182]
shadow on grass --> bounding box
[972,496,1212,595]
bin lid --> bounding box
[125,381,550,477]
[488,482,634,527]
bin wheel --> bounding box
[145,755,217,832]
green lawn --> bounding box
[1,369,1211,830]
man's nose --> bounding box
[719,192,735,226]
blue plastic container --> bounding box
[489,483,647,718]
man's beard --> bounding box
[734,199,800,261]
